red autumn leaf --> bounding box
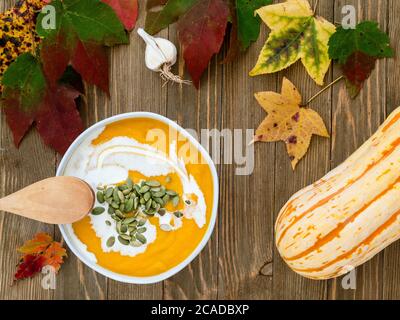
[14,233,67,281]
[15,254,48,280]
[342,51,377,99]
[101,0,139,31]
[36,84,83,154]
[177,0,230,88]
[2,53,83,154]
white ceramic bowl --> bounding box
[57,112,219,284]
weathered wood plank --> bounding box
[0,0,55,301]
[382,0,400,300]
[328,0,387,300]
[271,0,333,300]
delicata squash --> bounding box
[276,107,400,280]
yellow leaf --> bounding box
[254,77,329,169]
[250,0,336,85]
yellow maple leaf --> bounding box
[254,77,329,169]
[249,0,336,85]
[17,232,53,254]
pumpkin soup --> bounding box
[63,118,215,277]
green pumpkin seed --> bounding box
[115,210,125,219]
[120,224,128,234]
[129,220,138,227]
[118,190,125,202]
[152,191,165,198]
[151,200,158,209]
[185,200,192,205]
[134,185,141,194]
[146,209,155,216]
[97,185,105,190]
[105,187,114,198]
[105,197,113,204]
[172,196,180,207]
[125,198,134,212]
[116,220,122,232]
[140,197,146,205]
[174,211,184,218]
[105,220,112,226]
[154,197,164,206]
[145,180,161,187]
[136,233,147,244]
[137,227,147,233]
[96,191,105,204]
[123,217,136,225]
[108,206,115,214]
[144,192,151,202]
[106,236,115,247]
[91,207,105,215]
[111,201,120,209]
[119,203,125,212]
[128,226,137,233]
[126,177,133,189]
[118,235,130,245]
[123,188,132,195]
[131,240,142,247]
[133,197,139,210]
[166,190,178,196]
[113,188,120,203]
[145,199,152,211]
[162,194,170,204]
[139,185,150,193]
[150,187,161,192]
[138,219,146,227]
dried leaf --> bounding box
[254,77,329,169]
[15,233,67,281]
[250,0,336,85]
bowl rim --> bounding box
[56,112,219,284]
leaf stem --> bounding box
[303,76,345,107]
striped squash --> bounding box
[276,107,400,280]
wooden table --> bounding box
[1,0,400,300]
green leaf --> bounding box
[1,53,46,111]
[249,0,336,86]
[328,21,394,64]
[236,0,272,50]
[145,0,198,35]
[36,0,128,46]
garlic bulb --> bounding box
[137,28,190,85]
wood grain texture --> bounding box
[1,0,400,300]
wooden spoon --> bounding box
[0,177,95,224]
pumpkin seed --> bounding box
[126,177,133,189]
[113,188,120,203]
[139,185,150,193]
[105,220,112,226]
[131,240,142,247]
[138,219,146,227]
[160,224,172,231]
[118,236,130,245]
[91,207,105,215]
[123,217,136,225]
[118,190,125,202]
[96,191,105,204]
[158,208,166,216]
[116,221,122,233]
[162,194,170,204]
[105,187,114,198]
[129,220,138,227]
[97,185,105,190]
[108,206,115,214]
[174,211,184,218]
[144,192,151,202]
[165,176,172,184]
[106,236,115,247]
[185,200,192,205]
[115,210,125,219]
[172,196,180,207]
[166,190,178,196]
[134,185,141,194]
[137,227,147,233]
[128,226,137,233]
[136,233,147,244]
[133,197,139,209]
[154,197,164,206]
[111,201,120,209]
[119,203,125,212]
[105,197,113,204]
[150,187,161,192]
[140,197,146,204]
[120,224,128,234]
[152,191,165,198]
[145,199,152,211]
[123,188,132,195]
[145,180,161,187]
[125,198,134,212]
[151,200,157,209]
